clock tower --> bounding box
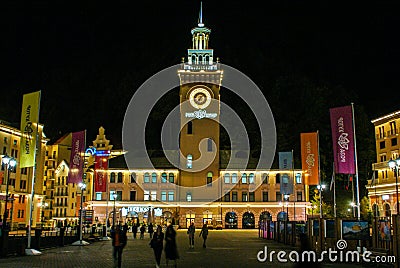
[178,3,223,195]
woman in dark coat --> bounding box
[150,225,164,268]
[164,225,179,267]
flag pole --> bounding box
[351,103,361,221]
[26,91,42,256]
[292,149,296,221]
[332,162,336,218]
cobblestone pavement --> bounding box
[0,229,367,267]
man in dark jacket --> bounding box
[111,224,127,268]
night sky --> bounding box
[2,0,399,147]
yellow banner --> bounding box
[20,91,40,168]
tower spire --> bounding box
[198,2,204,27]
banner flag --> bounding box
[67,131,86,184]
[278,152,292,170]
[94,150,109,192]
[330,105,356,174]
[300,132,319,185]
[20,91,40,168]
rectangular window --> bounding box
[144,190,150,201]
[13,140,17,146]
[295,173,302,184]
[249,192,255,202]
[262,191,269,202]
[242,192,248,202]
[96,192,102,200]
[392,138,398,146]
[276,192,282,202]
[232,191,238,202]
[168,191,174,201]
[130,191,136,201]
[186,193,192,202]
[71,203,74,209]
[161,191,167,201]
[21,210,24,218]
[151,191,157,201]
[297,191,302,201]
[224,193,230,202]
[110,190,116,200]
[380,141,386,149]
[3,137,7,143]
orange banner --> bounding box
[300,132,319,185]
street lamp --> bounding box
[112,192,117,228]
[388,158,400,215]
[1,155,17,231]
[38,201,48,228]
[72,182,89,246]
[316,184,326,218]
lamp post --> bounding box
[39,201,48,228]
[316,184,326,218]
[72,182,89,246]
[2,155,17,231]
[388,158,400,215]
[112,192,117,228]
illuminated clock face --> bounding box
[189,87,211,109]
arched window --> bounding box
[187,154,193,169]
[224,173,230,184]
[249,173,255,184]
[241,173,247,184]
[117,172,123,183]
[207,172,212,186]
[144,172,150,183]
[191,55,196,63]
[161,172,167,183]
[151,172,157,183]
[169,173,174,183]
[130,172,136,183]
[205,55,210,63]
[110,172,115,183]
[187,121,193,134]
[232,173,238,184]
[199,55,203,63]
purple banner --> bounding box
[67,131,86,184]
[330,105,355,174]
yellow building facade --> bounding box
[367,110,400,217]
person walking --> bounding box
[165,225,179,267]
[199,223,209,248]
[148,222,154,239]
[132,223,138,239]
[140,223,146,239]
[111,224,127,268]
[150,225,164,268]
[187,222,195,249]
